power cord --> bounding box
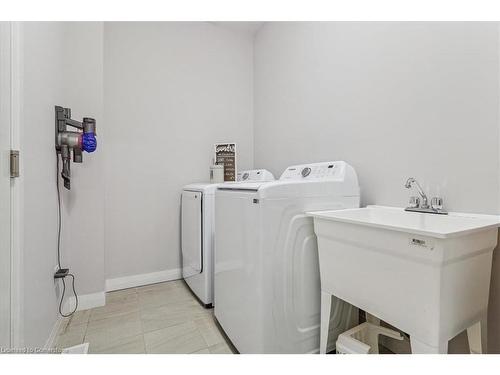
[55,155,78,317]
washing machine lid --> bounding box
[217,181,274,192]
[185,169,275,194]
[183,182,219,195]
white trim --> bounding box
[62,291,105,314]
[0,21,13,349]
[43,317,64,350]
[105,268,182,292]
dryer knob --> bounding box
[301,167,311,178]
[242,172,249,180]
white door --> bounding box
[0,22,12,348]
[181,191,202,278]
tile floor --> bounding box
[56,280,235,354]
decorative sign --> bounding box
[214,143,237,182]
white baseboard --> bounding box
[63,291,106,314]
[106,268,182,292]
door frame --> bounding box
[0,21,12,349]
[0,21,23,349]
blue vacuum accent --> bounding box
[82,132,97,153]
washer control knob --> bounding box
[301,167,311,178]
[242,172,249,181]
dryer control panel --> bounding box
[279,161,344,180]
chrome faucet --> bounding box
[405,177,429,209]
[404,177,447,215]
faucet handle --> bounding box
[408,196,420,208]
[431,197,443,211]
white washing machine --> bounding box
[214,161,360,353]
[181,169,274,307]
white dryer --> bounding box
[181,169,274,307]
[214,161,360,353]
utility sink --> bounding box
[308,206,500,354]
[308,205,500,239]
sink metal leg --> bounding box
[410,337,448,354]
[467,317,487,354]
[320,291,332,354]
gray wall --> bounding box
[61,23,105,298]
[254,22,499,214]
[253,22,500,352]
[103,22,254,280]
[21,22,65,348]
[20,22,103,347]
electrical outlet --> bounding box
[54,268,69,279]
[54,265,59,283]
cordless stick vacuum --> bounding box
[54,105,97,317]
[55,105,97,189]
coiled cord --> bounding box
[56,155,78,317]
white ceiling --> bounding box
[211,22,265,36]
